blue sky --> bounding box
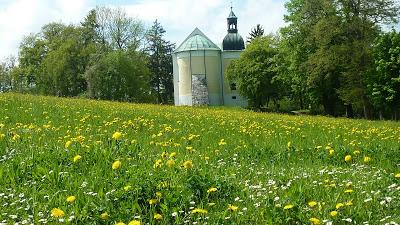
[0,0,399,60]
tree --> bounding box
[85,50,150,102]
[368,30,400,120]
[226,36,282,109]
[247,24,264,43]
[146,20,175,104]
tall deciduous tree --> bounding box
[146,20,175,104]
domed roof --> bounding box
[175,28,220,53]
[223,33,245,51]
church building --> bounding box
[172,8,247,107]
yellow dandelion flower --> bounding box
[73,155,82,163]
[116,222,126,225]
[161,151,168,158]
[208,202,216,206]
[345,201,353,206]
[396,173,400,178]
[170,152,177,158]
[345,155,352,162]
[149,199,158,205]
[186,146,194,152]
[218,139,227,146]
[156,192,162,198]
[124,185,132,192]
[66,195,76,203]
[228,204,238,212]
[353,150,361,155]
[309,217,321,225]
[344,189,354,193]
[128,220,141,225]
[363,156,371,163]
[154,213,162,220]
[166,159,175,167]
[51,208,65,218]
[336,203,344,209]
[12,133,20,141]
[112,160,121,170]
[207,187,218,193]
[283,204,294,210]
[100,212,110,220]
[330,210,338,217]
[192,208,208,214]
[183,160,193,169]
[112,131,122,140]
[154,159,163,169]
[329,149,335,155]
[287,141,292,148]
[65,140,72,149]
[308,201,317,208]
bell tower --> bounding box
[227,7,238,33]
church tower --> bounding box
[221,7,247,107]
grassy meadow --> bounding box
[0,93,399,225]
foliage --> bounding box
[0,93,399,224]
[247,24,264,43]
[226,36,282,109]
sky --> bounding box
[0,0,287,60]
[0,0,399,61]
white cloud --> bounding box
[0,0,91,60]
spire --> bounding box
[227,4,238,33]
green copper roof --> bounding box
[175,28,220,53]
[228,10,237,19]
[223,33,245,51]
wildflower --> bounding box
[218,139,227,146]
[116,222,126,225]
[154,159,163,169]
[345,201,353,206]
[73,155,81,163]
[161,151,168,158]
[336,203,344,209]
[345,155,352,162]
[183,160,193,169]
[154,213,162,220]
[112,160,121,170]
[207,187,218,193]
[191,208,208,214]
[149,199,158,205]
[51,208,65,218]
[353,150,360,155]
[65,141,72,149]
[166,159,175,167]
[186,146,194,152]
[344,189,354,193]
[12,133,20,141]
[283,204,294,210]
[327,210,337,218]
[128,220,141,225]
[112,131,122,140]
[228,204,238,212]
[287,141,292,148]
[156,192,162,198]
[363,156,371,163]
[309,218,321,225]
[124,185,131,192]
[395,173,400,178]
[308,201,317,208]
[170,152,177,158]
[208,203,216,206]
[100,212,110,220]
[329,149,335,155]
[66,196,76,203]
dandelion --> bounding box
[345,155,352,162]
[100,212,110,220]
[154,159,163,169]
[353,150,361,155]
[344,189,354,193]
[66,196,76,203]
[116,222,126,225]
[336,203,344,209]
[112,131,122,140]
[330,211,338,217]
[191,208,208,214]
[166,159,175,167]
[218,139,227,146]
[156,192,162,198]
[287,141,292,148]
[207,187,218,193]
[112,160,121,170]
[363,156,371,163]
[309,218,321,225]
[283,204,294,210]
[308,201,317,208]
[73,155,81,163]
[395,173,400,178]
[65,141,72,149]
[128,220,141,225]
[186,146,194,152]
[183,160,193,169]
[228,204,238,212]
[154,213,162,220]
[170,152,177,158]
[149,199,158,205]
[124,185,131,192]
[51,208,65,218]
[12,133,20,141]
[329,149,335,155]
[161,151,168,158]
[208,203,216,206]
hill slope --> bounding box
[0,93,399,224]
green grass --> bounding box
[0,93,399,224]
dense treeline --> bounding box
[0,7,174,104]
[227,0,400,120]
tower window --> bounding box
[230,83,237,91]
[232,96,237,99]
